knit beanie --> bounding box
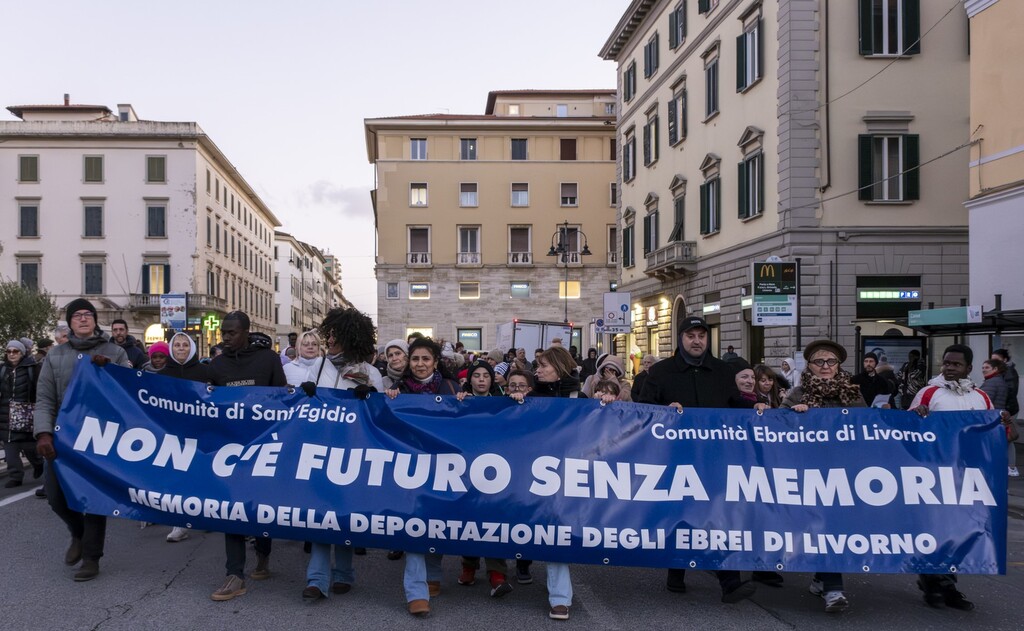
[65,298,98,325]
[6,340,26,354]
[148,341,170,357]
[384,339,409,356]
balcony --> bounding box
[129,293,228,312]
[456,251,482,267]
[556,251,584,267]
[408,252,432,267]
[607,251,618,266]
[508,251,533,266]
[644,241,697,280]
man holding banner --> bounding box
[638,316,756,604]
[208,311,287,602]
[34,298,131,582]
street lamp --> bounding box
[547,220,592,324]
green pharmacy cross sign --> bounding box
[202,314,221,332]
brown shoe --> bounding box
[301,585,325,603]
[211,575,247,601]
[250,553,270,580]
[64,538,82,566]
[549,605,570,620]
[408,599,430,617]
[73,559,99,582]
[428,580,441,597]
[331,582,352,594]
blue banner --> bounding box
[53,361,1007,574]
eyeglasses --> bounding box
[506,384,530,391]
[70,311,94,321]
[809,358,840,368]
[5,349,21,354]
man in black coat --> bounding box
[208,311,286,602]
[639,316,755,604]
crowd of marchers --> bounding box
[1,297,1019,621]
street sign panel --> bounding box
[597,291,631,333]
[752,261,798,326]
[908,306,982,327]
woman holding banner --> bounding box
[781,339,864,613]
[282,330,323,386]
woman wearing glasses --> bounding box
[1,340,43,488]
[780,339,864,614]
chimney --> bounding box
[64,93,70,106]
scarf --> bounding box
[738,390,759,403]
[402,370,443,394]
[328,353,373,387]
[800,369,862,407]
[386,365,404,384]
[926,375,976,396]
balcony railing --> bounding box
[456,251,482,266]
[557,251,584,267]
[607,251,618,266]
[644,241,697,279]
[129,293,228,312]
[408,252,431,267]
[508,251,532,266]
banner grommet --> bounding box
[113,510,120,516]
[688,561,697,568]
[949,565,958,573]
[841,409,850,415]
[602,558,610,564]
[54,425,60,432]
[435,396,443,403]
[862,565,870,572]
[429,547,436,553]
[776,563,784,571]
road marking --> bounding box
[0,489,38,508]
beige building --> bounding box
[601,0,970,370]
[273,232,337,348]
[1,98,280,352]
[365,90,618,351]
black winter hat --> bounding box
[65,298,98,325]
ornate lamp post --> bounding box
[547,220,592,324]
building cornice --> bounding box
[599,0,659,60]
[965,0,998,19]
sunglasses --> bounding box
[5,349,22,354]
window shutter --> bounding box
[858,135,874,200]
[668,99,678,145]
[653,118,659,161]
[756,18,764,79]
[903,0,921,54]
[714,179,721,229]
[738,160,748,218]
[757,153,765,213]
[643,125,651,165]
[736,32,747,91]
[643,215,651,255]
[671,196,685,241]
[698,0,709,14]
[141,265,150,294]
[858,0,874,55]
[682,90,688,139]
[682,1,688,39]
[904,134,920,200]
[669,10,678,48]
[699,183,709,234]
[163,264,171,293]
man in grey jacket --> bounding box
[34,298,131,582]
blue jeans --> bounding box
[306,543,354,593]
[403,552,443,602]
[546,563,572,607]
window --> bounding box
[457,328,483,350]
[643,110,659,166]
[644,33,660,78]
[738,152,764,219]
[509,226,531,264]
[622,224,635,268]
[511,138,528,160]
[670,1,687,49]
[460,183,478,207]
[215,178,220,201]
[669,188,686,241]
[386,282,399,299]
[510,282,531,299]
[206,215,212,246]
[84,204,103,237]
[19,261,40,291]
[697,0,719,14]
[700,177,721,235]
[604,103,616,116]
[556,104,569,117]
[608,225,618,264]
[609,138,617,161]
[859,0,920,56]
[458,226,480,265]
[142,263,170,294]
[84,262,104,294]
[643,208,660,255]
[19,156,39,182]
[560,138,577,161]
[511,183,529,207]
[668,87,688,145]
[147,204,167,237]
[705,57,719,118]
[411,138,427,160]
[610,183,618,206]
[460,138,477,160]
[560,183,578,207]
[84,156,103,183]
[507,104,520,116]
[624,61,637,102]
[408,227,431,265]
[410,183,428,206]
[19,204,38,237]
[859,134,919,202]
[623,132,637,181]
[409,283,430,300]
[737,19,763,91]
[206,169,211,193]
[215,223,221,251]
[146,156,167,183]
[558,281,581,300]
[459,282,480,300]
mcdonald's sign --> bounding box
[752,262,797,295]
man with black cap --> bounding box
[208,311,286,602]
[34,298,131,582]
[638,316,756,603]
[850,352,893,406]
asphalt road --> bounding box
[1,473,1023,631]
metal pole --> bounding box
[795,257,803,351]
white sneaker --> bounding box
[166,527,190,542]
[1009,466,1020,478]
[809,581,849,612]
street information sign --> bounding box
[752,261,798,326]
[596,291,631,334]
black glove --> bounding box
[300,381,317,397]
[353,384,377,400]
[91,355,110,367]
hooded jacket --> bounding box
[160,333,211,383]
[910,375,992,412]
[638,347,740,408]
[34,329,131,437]
[581,353,632,401]
[208,332,287,387]
[116,334,147,369]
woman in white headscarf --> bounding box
[779,357,798,391]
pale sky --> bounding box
[3,0,628,322]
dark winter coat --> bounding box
[117,335,147,369]
[979,373,1010,412]
[531,374,587,399]
[208,334,287,387]
[850,372,894,406]
[1,354,40,440]
[638,350,740,408]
